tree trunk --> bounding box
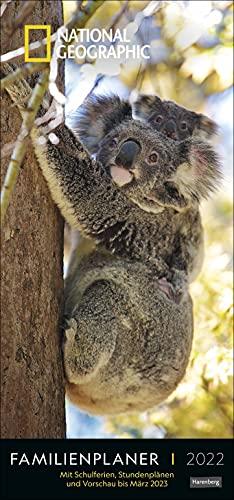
[1,1,65,438]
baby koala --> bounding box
[133,94,218,142]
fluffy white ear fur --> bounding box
[174,139,222,201]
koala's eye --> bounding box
[147,151,159,165]
[154,115,163,124]
[180,121,188,130]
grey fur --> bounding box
[131,93,221,280]
[2,69,221,414]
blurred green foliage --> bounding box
[63,1,233,438]
[63,1,233,107]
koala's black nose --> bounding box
[164,121,178,140]
[115,140,141,170]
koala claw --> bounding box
[166,269,189,303]
[158,277,176,301]
[158,276,184,304]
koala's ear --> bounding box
[133,95,162,121]
[197,114,219,140]
[149,139,222,210]
[174,139,222,201]
[70,95,132,154]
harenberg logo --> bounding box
[24,25,150,62]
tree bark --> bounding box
[1,1,65,438]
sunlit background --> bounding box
[62,0,233,439]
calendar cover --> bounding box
[0,1,233,499]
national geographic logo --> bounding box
[24,25,150,62]
[24,25,51,62]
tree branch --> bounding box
[1,0,105,62]
[3,0,35,36]
[0,62,48,91]
[1,0,106,224]
[1,69,49,224]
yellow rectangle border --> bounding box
[24,25,51,62]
